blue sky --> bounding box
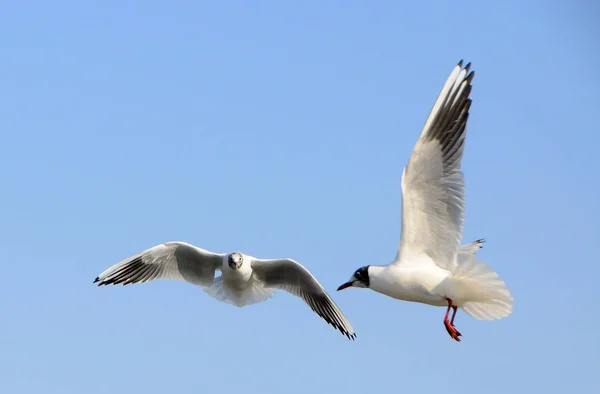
[1,1,599,393]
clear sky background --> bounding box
[1,1,599,393]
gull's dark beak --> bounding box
[337,281,354,291]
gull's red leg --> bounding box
[444,302,452,321]
[443,298,462,342]
[451,305,458,325]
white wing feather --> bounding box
[94,242,224,287]
[252,258,356,340]
[395,61,474,271]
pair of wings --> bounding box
[95,241,356,340]
[395,61,474,271]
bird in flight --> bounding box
[95,242,356,340]
[337,61,513,341]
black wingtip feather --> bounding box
[466,70,475,83]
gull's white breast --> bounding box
[221,257,253,291]
[369,257,452,307]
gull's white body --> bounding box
[369,261,450,307]
[341,61,513,324]
[218,253,255,292]
[369,240,495,310]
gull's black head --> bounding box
[337,265,370,291]
[228,252,243,270]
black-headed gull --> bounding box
[337,61,513,342]
[95,242,356,340]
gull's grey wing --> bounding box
[94,242,224,287]
[395,61,474,271]
[459,238,485,259]
[251,258,356,340]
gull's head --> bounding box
[228,252,244,270]
[337,266,370,291]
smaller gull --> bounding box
[337,61,513,341]
[95,242,356,340]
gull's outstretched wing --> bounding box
[94,242,224,287]
[395,61,474,271]
[251,258,356,340]
[459,238,485,260]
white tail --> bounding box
[452,240,513,320]
[203,276,276,307]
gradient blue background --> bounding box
[1,1,599,393]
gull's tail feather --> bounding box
[203,277,276,307]
[450,245,513,320]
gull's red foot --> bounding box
[444,320,462,342]
[444,297,462,342]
